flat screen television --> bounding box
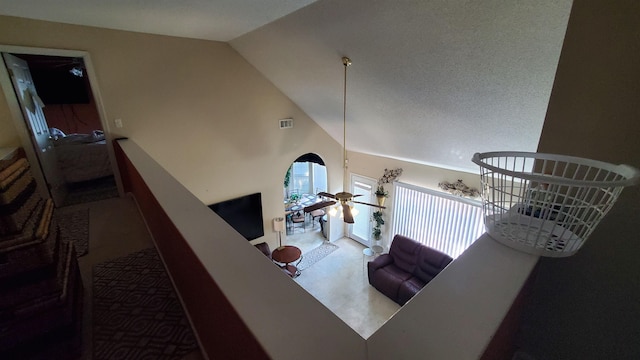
[208,192,264,241]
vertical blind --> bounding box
[391,183,485,258]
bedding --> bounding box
[52,131,113,183]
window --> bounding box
[292,162,309,194]
[391,182,485,258]
[312,163,327,194]
[285,161,327,198]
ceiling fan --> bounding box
[303,57,386,224]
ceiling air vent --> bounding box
[279,118,293,129]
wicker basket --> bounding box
[472,151,640,257]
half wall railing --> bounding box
[114,138,539,360]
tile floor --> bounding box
[75,195,399,359]
[286,222,401,339]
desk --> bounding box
[271,245,302,277]
[286,204,303,212]
[285,194,324,212]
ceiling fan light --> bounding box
[351,206,359,217]
[328,206,338,217]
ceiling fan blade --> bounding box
[353,200,386,209]
[317,192,337,199]
[352,194,364,198]
[342,203,354,223]
[303,200,336,212]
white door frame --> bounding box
[349,173,376,246]
[0,45,123,199]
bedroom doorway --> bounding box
[0,46,118,207]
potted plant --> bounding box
[372,210,385,240]
[375,186,388,206]
[372,210,385,226]
[376,168,402,206]
[372,226,382,240]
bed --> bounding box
[52,130,114,184]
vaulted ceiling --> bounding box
[0,0,573,173]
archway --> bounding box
[283,152,326,200]
[283,152,328,248]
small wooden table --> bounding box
[271,245,302,277]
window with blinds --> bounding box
[391,183,485,258]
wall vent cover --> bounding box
[279,118,293,129]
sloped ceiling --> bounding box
[231,0,573,173]
[0,0,573,173]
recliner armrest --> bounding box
[368,253,393,271]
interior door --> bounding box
[2,53,67,205]
[349,175,375,246]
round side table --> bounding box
[371,245,384,255]
[272,245,302,277]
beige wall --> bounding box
[349,152,480,193]
[0,15,346,247]
[0,15,477,248]
[0,92,20,147]
[520,0,640,358]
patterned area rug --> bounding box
[56,208,89,257]
[93,247,198,360]
[298,242,339,271]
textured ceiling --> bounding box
[0,0,573,173]
[231,0,573,173]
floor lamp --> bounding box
[273,217,285,250]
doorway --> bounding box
[0,46,118,207]
[282,153,328,252]
[349,174,376,246]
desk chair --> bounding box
[310,209,325,229]
[291,212,306,233]
[285,211,293,235]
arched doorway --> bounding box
[283,153,328,246]
[283,153,327,200]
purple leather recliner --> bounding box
[368,235,453,305]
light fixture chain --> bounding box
[342,57,351,189]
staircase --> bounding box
[0,148,83,358]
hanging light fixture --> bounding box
[328,57,357,221]
[328,206,338,217]
[310,56,386,224]
[351,206,359,217]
